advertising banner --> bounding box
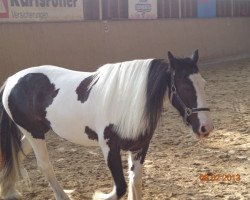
[129,0,157,19]
[197,0,216,18]
[0,0,83,22]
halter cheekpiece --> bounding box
[169,71,210,125]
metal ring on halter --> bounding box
[185,108,192,117]
[171,85,176,93]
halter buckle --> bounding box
[185,108,192,117]
[171,85,176,93]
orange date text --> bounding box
[199,173,241,182]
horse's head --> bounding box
[167,50,214,138]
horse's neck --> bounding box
[145,60,171,133]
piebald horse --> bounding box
[0,50,213,200]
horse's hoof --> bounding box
[93,190,117,200]
[93,191,105,200]
[55,192,71,200]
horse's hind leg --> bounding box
[128,145,149,200]
[24,133,70,200]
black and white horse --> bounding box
[0,50,213,200]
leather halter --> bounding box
[169,71,210,125]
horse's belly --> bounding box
[50,120,99,147]
[55,129,98,147]
[46,98,99,146]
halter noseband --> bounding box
[169,71,210,125]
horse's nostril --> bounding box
[201,126,207,133]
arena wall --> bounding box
[0,17,250,82]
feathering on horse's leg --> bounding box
[128,145,149,200]
[93,138,127,200]
[24,134,70,200]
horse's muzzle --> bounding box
[196,123,214,138]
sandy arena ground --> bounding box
[19,59,249,200]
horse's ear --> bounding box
[168,51,175,62]
[191,49,199,64]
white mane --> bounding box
[91,59,153,139]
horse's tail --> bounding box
[0,82,22,196]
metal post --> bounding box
[179,0,182,19]
[118,0,120,18]
[162,0,165,18]
[99,0,102,20]
[170,0,172,18]
[231,0,234,17]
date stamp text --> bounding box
[199,173,241,182]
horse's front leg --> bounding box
[128,144,149,200]
[93,138,126,200]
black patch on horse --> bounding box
[146,59,170,133]
[104,124,152,152]
[8,73,59,139]
[76,75,98,103]
[104,124,151,165]
[85,126,98,141]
